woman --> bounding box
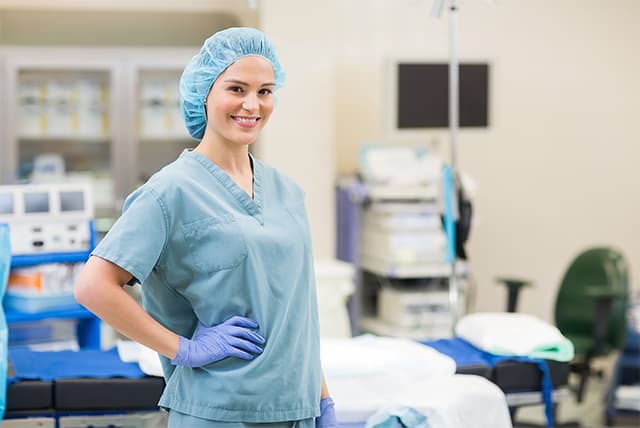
[75,27,337,428]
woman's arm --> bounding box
[321,372,330,398]
[317,371,338,427]
[74,255,180,359]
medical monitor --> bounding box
[0,193,13,215]
[388,61,489,138]
[24,192,50,214]
[0,183,94,256]
[60,191,85,212]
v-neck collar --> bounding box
[182,150,264,223]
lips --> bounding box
[231,115,260,128]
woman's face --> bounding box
[204,56,276,147]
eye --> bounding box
[227,86,244,93]
[259,88,273,96]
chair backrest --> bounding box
[554,247,629,356]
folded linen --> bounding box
[455,312,574,362]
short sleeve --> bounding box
[92,186,168,285]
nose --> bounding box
[242,93,258,112]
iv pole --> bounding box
[431,0,460,329]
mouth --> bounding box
[231,115,260,128]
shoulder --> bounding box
[136,157,196,203]
[257,158,305,201]
[121,159,195,222]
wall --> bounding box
[334,0,640,321]
[0,10,241,46]
[258,0,338,259]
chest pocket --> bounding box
[181,213,248,273]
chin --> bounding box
[231,131,260,146]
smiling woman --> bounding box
[203,56,275,149]
[74,27,338,428]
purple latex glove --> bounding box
[316,397,339,428]
[171,316,264,367]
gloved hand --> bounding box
[316,397,339,428]
[171,316,265,367]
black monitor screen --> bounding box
[0,193,13,215]
[60,191,85,212]
[397,63,489,128]
[24,192,50,213]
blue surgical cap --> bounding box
[179,27,285,140]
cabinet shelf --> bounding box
[360,315,452,340]
[5,305,92,323]
[5,305,101,349]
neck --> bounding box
[195,138,252,177]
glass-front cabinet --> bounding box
[0,47,197,233]
[16,69,115,225]
[1,51,124,233]
[131,56,194,187]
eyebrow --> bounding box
[224,79,275,87]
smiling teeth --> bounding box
[235,117,258,123]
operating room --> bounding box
[0,0,638,427]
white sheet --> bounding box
[322,335,456,380]
[322,336,512,428]
[116,339,163,377]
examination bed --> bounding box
[423,337,570,396]
[321,336,517,428]
[424,337,571,428]
[323,336,569,428]
[4,348,165,423]
[4,339,569,427]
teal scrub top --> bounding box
[92,150,322,423]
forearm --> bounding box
[321,372,330,398]
[75,257,179,359]
[317,372,338,427]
